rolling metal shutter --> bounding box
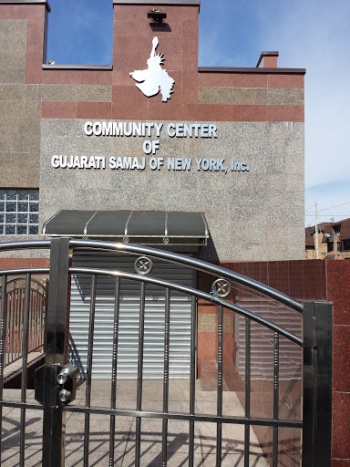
[69,251,195,379]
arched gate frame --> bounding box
[0,239,332,466]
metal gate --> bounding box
[0,239,332,466]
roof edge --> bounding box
[42,64,113,71]
[198,67,306,75]
[113,0,200,7]
[0,0,50,11]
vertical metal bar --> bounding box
[18,289,22,358]
[13,289,17,360]
[36,290,40,348]
[302,302,332,467]
[19,273,31,466]
[84,273,98,467]
[10,289,13,362]
[272,332,280,467]
[30,289,35,350]
[0,275,8,466]
[135,282,146,467]
[109,277,121,467]
[42,238,70,467]
[10,289,14,363]
[314,302,332,467]
[19,288,23,357]
[216,305,223,467]
[188,295,196,467]
[244,318,251,467]
[36,291,40,348]
[43,279,48,350]
[35,289,38,349]
[302,302,315,467]
[7,289,11,365]
[162,287,171,467]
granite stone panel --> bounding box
[333,325,350,393]
[77,102,112,119]
[325,262,350,464]
[198,310,234,333]
[198,87,266,106]
[0,152,40,187]
[332,461,350,466]
[0,19,27,52]
[0,257,49,269]
[41,101,78,118]
[42,70,112,85]
[41,84,112,102]
[326,261,350,325]
[3,117,41,152]
[198,313,216,333]
[332,392,350,461]
[40,119,304,261]
[0,84,41,187]
[203,104,269,122]
[267,74,304,89]
[198,73,268,88]
[267,105,304,122]
[0,99,40,119]
[198,87,304,106]
[267,87,304,105]
[0,11,42,188]
[0,83,41,101]
[198,73,304,89]
[0,19,26,83]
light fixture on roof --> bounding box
[147,9,166,24]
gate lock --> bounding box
[56,364,78,405]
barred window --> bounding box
[0,190,39,235]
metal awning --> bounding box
[42,210,208,246]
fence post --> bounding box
[302,301,333,467]
[41,238,70,467]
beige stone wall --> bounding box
[0,19,41,187]
[40,119,305,262]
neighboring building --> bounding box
[305,218,350,260]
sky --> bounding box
[45,0,350,227]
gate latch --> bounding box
[57,364,78,405]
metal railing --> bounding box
[0,239,333,467]
[0,276,47,366]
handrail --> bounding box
[0,269,48,367]
[70,267,303,346]
[0,239,303,312]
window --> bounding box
[342,239,350,251]
[45,0,113,65]
[0,190,39,235]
